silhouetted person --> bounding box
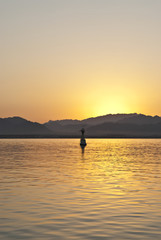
[80,128,87,149]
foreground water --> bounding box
[0,139,161,239]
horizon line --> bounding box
[1,112,161,124]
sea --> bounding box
[0,139,161,239]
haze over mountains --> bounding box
[1,113,161,138]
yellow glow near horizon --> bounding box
[94,103,130,117]
[1,1,161,122]
[91,94,133,118]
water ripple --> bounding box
[0,139,161,239]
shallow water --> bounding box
[0,139,161,239]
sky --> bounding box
[1,0,161,122]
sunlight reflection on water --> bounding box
[0,139,161,239]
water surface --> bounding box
[0,139,161,239]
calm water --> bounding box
[0,139,161,240]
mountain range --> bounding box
[0,113,161,138]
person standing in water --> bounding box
[80,128,87,147]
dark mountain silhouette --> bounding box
[86,122,161,137]
[44,113,161,138]
[0,117,50,135]
[0,114,161,138]
[118,114,161,125]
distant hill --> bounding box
[0,114,161,138]
[0,117,50,136]
[44,113,161,137]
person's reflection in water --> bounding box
[81,145,85,161]
[81,145,85,154]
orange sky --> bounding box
[1,0,161,122]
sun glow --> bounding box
[93,97,131,117]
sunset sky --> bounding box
[1,0,161,122]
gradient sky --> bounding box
[1,0,161,122]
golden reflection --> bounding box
[75,139,161,199]
[1,139,161,239]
